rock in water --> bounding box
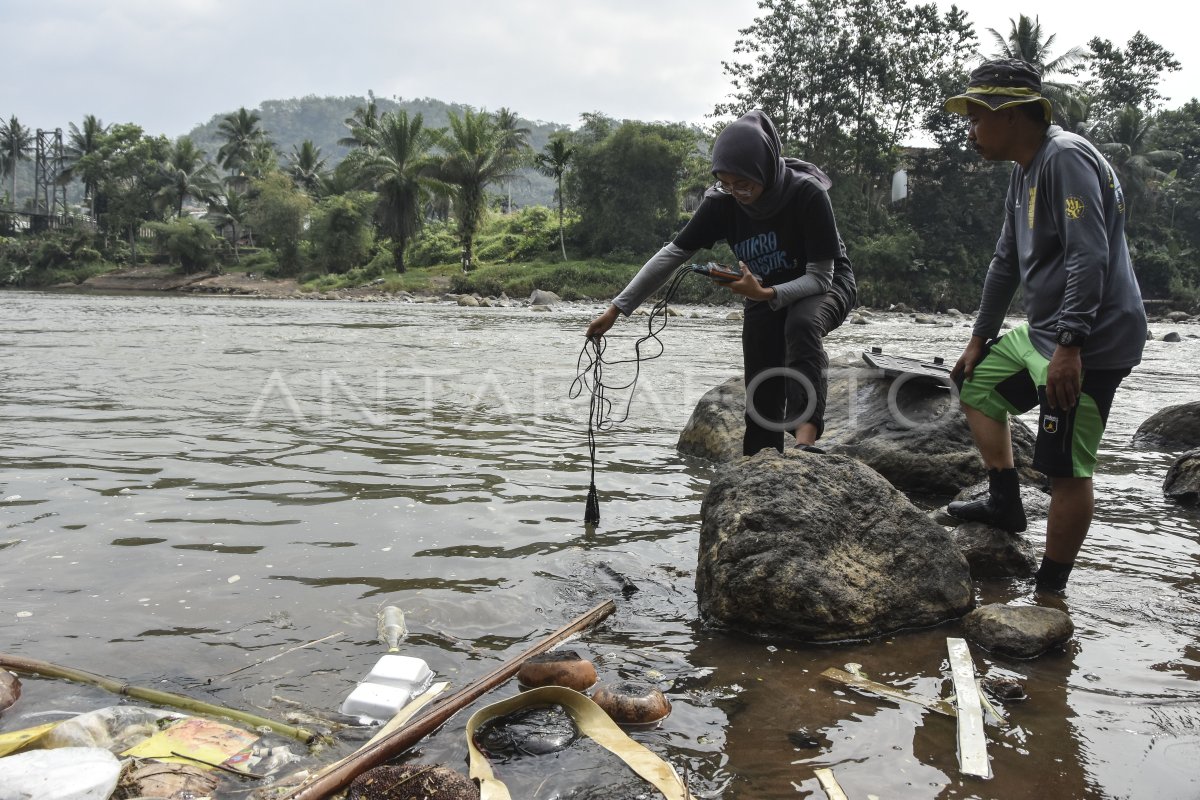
[696,449,975,641]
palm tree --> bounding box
[986,15,1086,77]
[0,115,34,209]
[208,187,251,262]
[216,107,270,184]
[493,107,532,212]
[987,15,1087,119]
[287,140,328,196]
[60,114,109,218]
[156,137,220,218]
[438,109,523,272]
[246,139,280,182]
[338,93,383,150]
[534,135,574,261]
[359,111,442,272]
[1095,106,1182,223]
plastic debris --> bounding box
[0,669,19,712]
[41,705,179,752]
[0,746,121,800]
[122,715,260,769]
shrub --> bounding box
[308,193,375,274]
[408,221,460,267]
[147,218,220,274]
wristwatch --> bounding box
[1055,328,1087,348]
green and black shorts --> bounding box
[958,324,1130,478]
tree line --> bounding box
[1,0,1197,311]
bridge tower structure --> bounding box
[33,128,68,220]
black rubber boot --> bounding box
[947,467,1027,532]
[1034,555,1074,593]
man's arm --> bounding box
[972,183,1022,340]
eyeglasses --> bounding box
[714,178,758,196]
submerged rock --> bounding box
[962,604,1073,658]
[1164,448,1200,505]
[695,449,974,641]
[1133,401,1200,450]
[528,289,561,306]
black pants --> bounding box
[742,283,854,456]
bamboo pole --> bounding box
[282,598,617,800]
[0,653,320,745]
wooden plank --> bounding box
[946,638,991,779]
[814,767,850,800]
[820,667,958,718]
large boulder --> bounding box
[1133,401,1200,450]
[676,356,1037,495]
[1164,448,1200,505]
[695,449,975,642]
[677,377,751,462]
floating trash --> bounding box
[377,605,408,652]
[474,703,580,759]
[340,655,433,724]
[348,763,479,800]
[591,681,671,727]
[0,669,19,712]
[517,650,597,692]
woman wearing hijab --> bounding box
[585,110,856,456]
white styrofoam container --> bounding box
[339,655,433,723]
[340,682,416,722]
[364,654,432,689]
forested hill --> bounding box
[184,95,570,208]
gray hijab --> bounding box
[707,110,831,220]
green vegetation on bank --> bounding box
[2,1,1199,312]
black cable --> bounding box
[572,264,697,525]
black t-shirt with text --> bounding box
[673,179,841,288]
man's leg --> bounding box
[1031,367,1127,592]
[1034,476,1093,591]
[963,405,1016,469]
[948,329,1038,532]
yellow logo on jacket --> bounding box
[1027,187,1037,228]
[1065,196,1085,220]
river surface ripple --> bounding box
[0,291,1197,799]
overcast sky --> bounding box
[3,0,1196,140]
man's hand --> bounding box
[1046,345,1083,409]
[951,336,988,384]
[586,305,621,340]
[726,263,774,302]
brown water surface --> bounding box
[0,292,1197,798]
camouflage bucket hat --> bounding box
[943,58,1053,123]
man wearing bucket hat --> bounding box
[942,58,1147,593]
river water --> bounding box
[0,290,1197,799]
